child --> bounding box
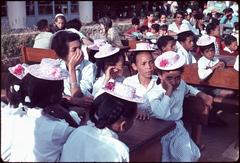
[51,30,96,108]
[50,13,66,33]
[124,17,140,38]
[176,30,197,64]
[156,35,176,55]
[151,51,213,161]
[92,43,125,98]
[1,58,81,162]
[33,19,53,49]
[159,24,168,37]
[60,86,143,161]
[206,22,221,55]
[196,35,225,80]
[123,42,157,120]
[222,34,238,55]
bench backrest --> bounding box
[21,47,58,64]
[182,63,239,90]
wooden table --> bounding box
[119,118,176,162]
[216,55,237,67]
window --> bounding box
[26,1,34,15]
[1,1,7,16]
[55,1,68,14]
[38,1,53,15]
[71,1,78,13]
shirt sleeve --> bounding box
[197,60,213,80]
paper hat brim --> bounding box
[94,47,120,59]
[27,64,69,80]
[87,44,100,51]
[102,88,145,103]
[196,35,216,46]
[154,52,186,70]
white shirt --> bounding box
[197,56,219,80]
[92,74,125,99]
[168,22,190,34]
[176,41,196,64]
[234,55,239,71]
[147,80,200,121]
[59,59,96,96]
[33,32,53,49]
[1,105,75,162]
[123,74,158,113]
[60,121,129,162]
[223,46,234,54]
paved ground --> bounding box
[192,105,239,162]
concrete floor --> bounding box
[189,106,239,162]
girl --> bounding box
[60,89,142,162]
[123,42,157,120]
[51,30,96,108]
[1,58,80,162]
[50,13,66,33]
[151,51,213,161]
[92,43,125,98]
[98,16,123,47]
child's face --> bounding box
[147,14,154,21]
[159,29,167,36]
[202,47,215,60]
[150,28,157,34]
[159,70,182,91]
[211,25,220,37]
[67,40,83,64]
[228,41,238,51]
[163,40,176,52]
[111,55,125,78]
[160,15,167,23]
[175,14,183,24]
[55,18,65,29]
[133,52,154,79]
[182,36,194,51]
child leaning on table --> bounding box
[60,88,143,162]
[196,35,225,80]
[147,51,213,162]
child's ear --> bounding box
[131,63,138,71]
[119,121,127,132]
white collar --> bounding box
[223,46,234,53]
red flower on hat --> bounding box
[105,81,115,91]
[13,64,24,75]
[160,59,169,67]
[51,67,61,78]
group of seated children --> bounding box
[2,9,239,162]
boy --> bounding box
[222,34,238,55]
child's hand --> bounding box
[136,109,150,120]
[217,61,225,69]
[161,78,173,96]
[79,96,94,108]
[68,49,84,71]
[197,92,213,109]
[103,66,118,85]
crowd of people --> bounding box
[1,1,239,162]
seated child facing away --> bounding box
[222,34,238,55]
[33,19,53,49]
[60,88,143,162]
[196,35,225,80]
[92,43,125,98]
[1,58,81,162]
[149,51,213,162]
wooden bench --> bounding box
[182,63,239,148]
[21,46,58,64]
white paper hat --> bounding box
[196,35,216,46]
[94,43,120,58]
[55,13,65,19]
[129,42,155,52]
[88,39,107,51]
[27,58,69,80]
[154,51,186,70]
[102,81,145,103]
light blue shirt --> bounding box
[220,15,238,28]
[59,59,96,96]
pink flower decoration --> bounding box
[160,59,169,67]
[105,82,115,91]
[13,64,24,75]
[51,68,61,78]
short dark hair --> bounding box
[224,34,237,46]
[37,19,49,31]
[128,51,153,64]
[51,31,81,59]
[151,23,160,32]
[224,7,233,14]
[89,92,137,129]
[157,35,175,51]
[66,18,82,31]
[174,11,184,18]
[159,24,168,31]
[140,25,149,33]
[177,31,194,43]
[131,17,140,25]
[206,22,219,35]
[198,42,215,53]
[194,12,204,20]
